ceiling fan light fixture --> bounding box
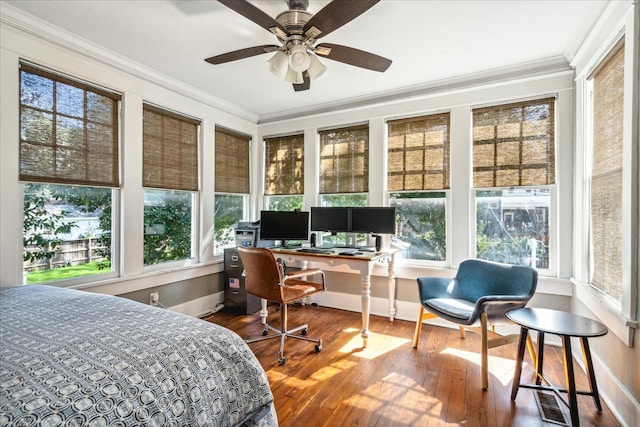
[307,53,327,79]
[266,50,289,79]
[284,67,304,84]
[288,45,311,72]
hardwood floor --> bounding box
[206,304,620,427]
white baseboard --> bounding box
[168,291,225,318]
[574,349,640,427]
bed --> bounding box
[0,284,278,426]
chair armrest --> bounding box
[475,295,533,322]
[476,294,532,305]
[417,277,456,301]
[282,269,326,291]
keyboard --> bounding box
[297,248,333,254]
[337,249,362,256]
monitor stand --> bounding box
[280,240,302,249]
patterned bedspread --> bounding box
[0,285,277,427]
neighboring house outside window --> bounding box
[19,63,120,285]
[214,127,251,255]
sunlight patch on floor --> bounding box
[441,347,525,386]
[339,332,411,359]
[310,359,359,382]
[341,371,443,419]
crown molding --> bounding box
[258,56,573,124]
[0,3,258,123]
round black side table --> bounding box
[507,308,608,426]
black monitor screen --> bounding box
[310,207,350,232]
[350,207,396,234]
[259,210,310,242]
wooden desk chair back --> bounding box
[238,247,326,365]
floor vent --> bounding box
[535,391,569,426]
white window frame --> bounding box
[573,26,639,346]
[213,192,250,256]
[388,190,450,268]
[472,186,556,276]
[21,184,121,286]
[142,189,199,273]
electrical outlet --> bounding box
[150,292,159,306]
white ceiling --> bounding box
[2,0,608,122]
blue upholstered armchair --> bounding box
[413,258,538,390]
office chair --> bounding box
[238,247,326,365]
[413,258,538,389]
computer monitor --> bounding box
[310,207,351,232]
[259,210,309,247]
[350,207,396,234]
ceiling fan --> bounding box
[205,0,392,91]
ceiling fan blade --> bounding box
[218,0,287,36]
[293,71,311,92]
[303,0,379,39]
[205,45,279,65]
[315,43,391,72]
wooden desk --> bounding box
[269,247,397,347]
[507,308,608,426]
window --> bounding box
[387,113,449,262]
[476,188,550,268]
[319,124,368,194]
[142,104,199,266]
[588,41,624,302]
[472,98,555,269]
[264,133,304,211]
[19,63,120,284]
[215,127,250,254]
[318,125,368,246]
[317,194,367,247]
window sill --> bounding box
[572,278,637,347]
[386,263,573,296]
[71,259,224,296]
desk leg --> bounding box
[260,298,268,325]
[387,256,396,321]
[562,335,579,427]
[360,272,371,347]
[511,326,529,400]
[581,337,603,411]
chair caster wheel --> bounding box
[262,330,268,336]
[314,344,322,352]
[301,328,307,336]
[279,357,286,365]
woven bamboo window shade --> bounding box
[143,105,199,191]
[19,64,121,187]
[264,134,304,195]
[387,113,450,191]
[472,98,555,188]
[215,127,250,194]
[590,41,624,300]
[319,125,368,194]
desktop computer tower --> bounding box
[223,248,261,315]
